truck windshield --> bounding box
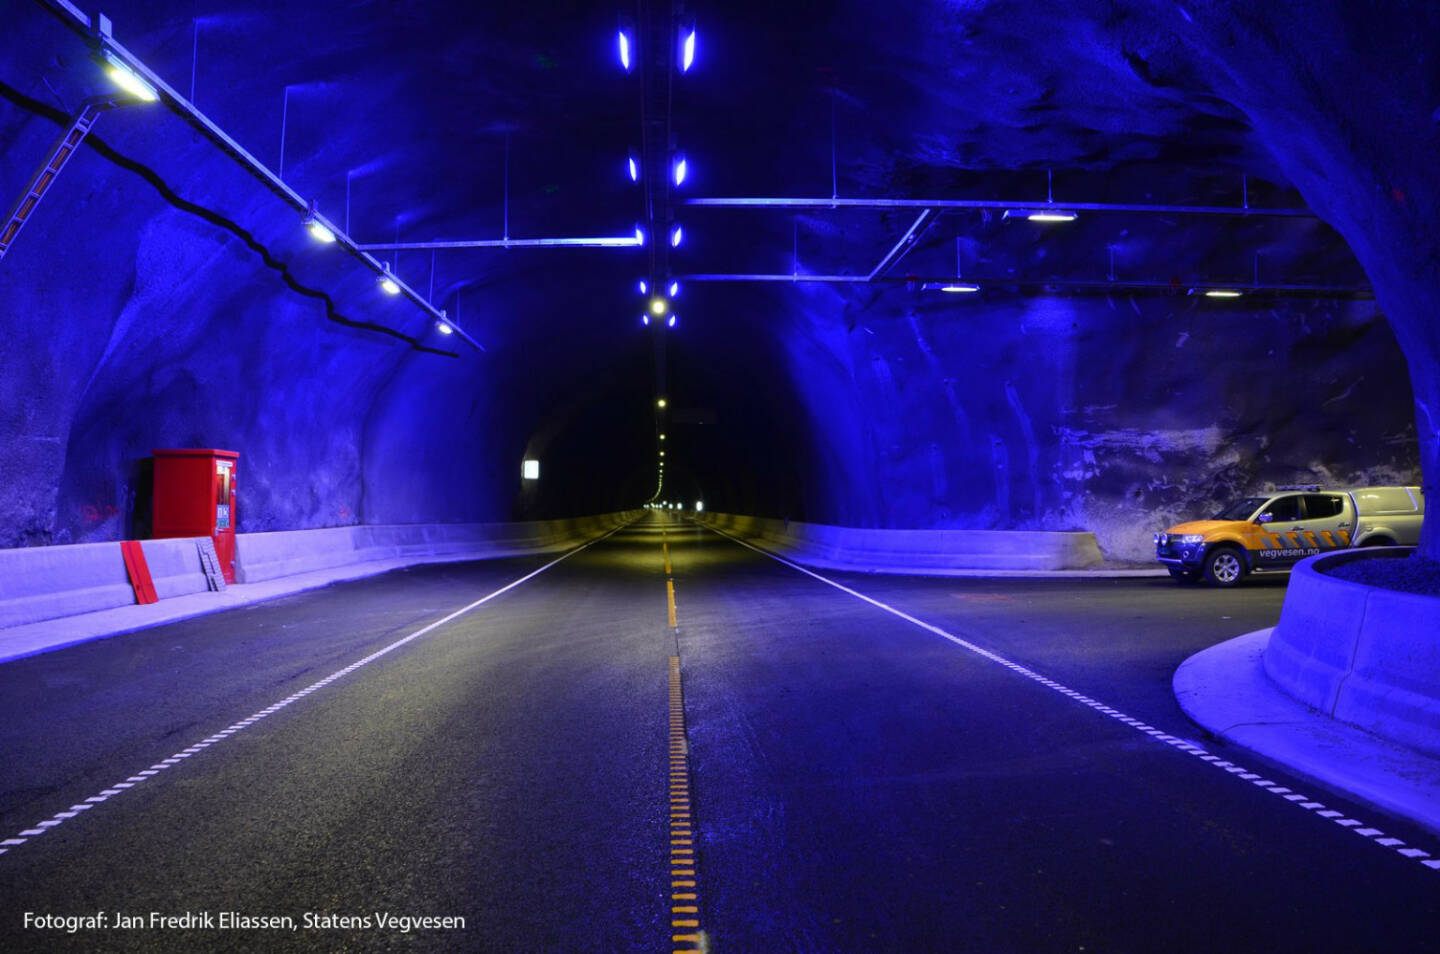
[1213,497,1269,521]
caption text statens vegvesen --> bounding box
[24,912,466,933]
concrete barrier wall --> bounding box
[695,512,1104,572]
[0,541,137,629]
[0,512,639,631]
[141,538,218,601]
[236,512,637,583]
[0,537,212,629]
[1264,549,1440,758]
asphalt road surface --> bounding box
[1,512,1436,952]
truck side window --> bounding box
[1259,495,1302,522]
[1302,494,1345,519]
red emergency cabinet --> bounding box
[152,448,239,584]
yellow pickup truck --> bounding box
[1154,486,1425,586]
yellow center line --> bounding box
[667,579,678,628]
[667,654,708,953]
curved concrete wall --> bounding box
[1264,550,1440,758]
[696,512,1103,572]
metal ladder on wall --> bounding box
[0,99,116,263]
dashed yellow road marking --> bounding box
[667,655,708,953]
[667,580,678,628]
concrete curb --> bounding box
[1175,628,1440,836]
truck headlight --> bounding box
[1179,534,1205,544]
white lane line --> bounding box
[701,522,1440,875]
[0,522,632,860]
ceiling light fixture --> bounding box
[930,237,980,293]
[638,279,648,295]
[678,17,697,72]
[618,27,634,72]
[635,225,647,246]
[668,280,680,297]
[667,314,677,328]
[102,51,158,102]
[1201,288,1244,298]
[1027,210,1079,223]
[302,201,336,243]
[670,224,683,247]
[378,262,401,295]
[1004,208,1078,223]
[1004,169,1077,223]
[627,152,640,183]
[672,153,688,186]
[650,297,668,316]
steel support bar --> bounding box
[35,0,482,354]
[357,236,644,251]
[867,209,934,281]
[683,274,869,283]
[680,273,1371,296]
[0,99,113,263]
[684,196,1318,218]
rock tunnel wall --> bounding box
[0,75,624,547]
[0,78,1421,562]
[0,0,1430,565]
[771,284,1419,563]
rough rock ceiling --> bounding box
[10,0,1366,315]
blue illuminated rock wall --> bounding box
[0,98,409,544]
[0,77,639,546]
[0,72,1418,562]
[0,0,1431,565]
[768,286,1418,562]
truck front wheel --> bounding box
[1203,547,1246,587]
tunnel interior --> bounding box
[1,0,1433,563]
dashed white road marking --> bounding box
[0,523,631,858]
[703,523,1440,874]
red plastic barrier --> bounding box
[119,540,158,605]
